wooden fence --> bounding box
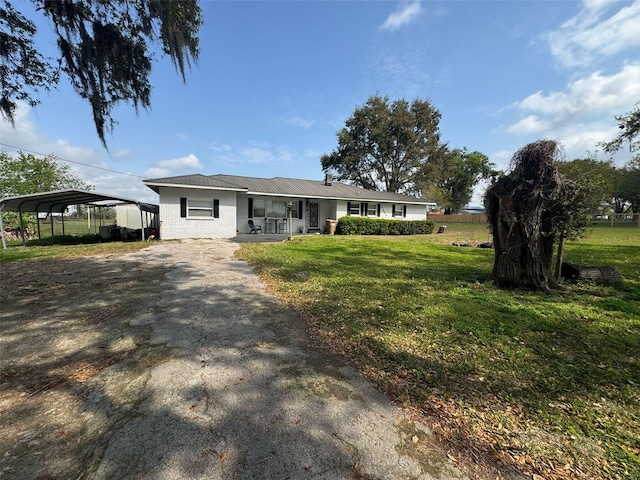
[428,213,639,226]
[429,214,488,224]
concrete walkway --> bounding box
[94,239,467,479]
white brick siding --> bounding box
[159,187,237,240]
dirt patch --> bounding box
[0,252,174,479]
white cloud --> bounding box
[283,115,316,129]
[507,64,640,145]
[209,142,296,168]
[369,47,431,98]
[503,64,640,163]
[0,103,157,203]
[142,154,202,179]
[507,115,553,135]
[112,148,131,159]
[379,1,423,31]
[546,0,640,67]
[157,154,202,171]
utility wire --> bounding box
[0,142,145,179]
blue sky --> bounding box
[1,0,639,204]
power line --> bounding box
[0,142,145,179]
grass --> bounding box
[236,225,640,479]
[2,224,637,477]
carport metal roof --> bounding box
[0,189,158,214]
[0,189,159,247]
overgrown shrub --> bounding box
[27,234,104,246]
[336,217,434,235]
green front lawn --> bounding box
[237,226,640,479]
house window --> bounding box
[366,203,377,216]
[181,198,219,218]
[188,199,214,217]
[253,199,298,218]
[392,204,405,218]
[348,202,360,216]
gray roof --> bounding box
[143,174,434,205]
[0,190,158,214]
[143,174,246,192]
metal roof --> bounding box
[0,190,159,214]
[143,174,248,193]
[143,174,436,205]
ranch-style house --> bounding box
[143,173,436,240]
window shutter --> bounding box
[213,199,220,218]
[377,204,381,217]
[180,198,187,218]
[403,205,407,218]
[248,198,253,218]
[360,203,365,216]
[392,204,396,217]
[298,201,303,219]
[347,202,351,216]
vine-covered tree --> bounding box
[320,95,448,195]
[0,0,202,147]
[484,140,565,291]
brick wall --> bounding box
[159,187,237,239]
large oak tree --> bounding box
[425,148,495,214]
[320,95,448,195]
[1,0,202,147]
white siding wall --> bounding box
[159,187,237,239]
[116,205,142,229]
[236,194,250,233]
[405,204,428,220]
[336,201,349,219]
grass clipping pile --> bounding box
[0,255,173,479]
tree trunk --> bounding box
[484,140,562,291]
[487,194,556,290]
[554,235,566,281]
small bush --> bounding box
[336,217,434,235]
[27,234,104,246]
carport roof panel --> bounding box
[0,189,158,214]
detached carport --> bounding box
[0,189,159,248]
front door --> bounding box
[309,202,319,229]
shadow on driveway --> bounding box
[0,239,466,479]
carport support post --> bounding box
[36,208,41,239]
[139,205,145,241]
[0,206,6,249]
[50,212,55,243]
[18,207,26,246]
